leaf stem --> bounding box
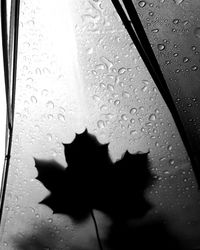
[90,209,104,250]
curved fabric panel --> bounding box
[0,0,200,249]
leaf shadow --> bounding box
[34,129,153,222]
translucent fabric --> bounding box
[0,0,200,249]
[133,0,200,175]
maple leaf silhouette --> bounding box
[35,129,152,223]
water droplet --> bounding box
[48,218,53,223]
[139,106,144,112]
[163,170,170,175]
[58,114,65,122]
[107,84,114,91]
[138,1,146,7]
[118,67,127,75]
[173,52,179,57]
[16,112,21,118]
[43,67,50,74]
[92,70,97,75]
[130,108,137,115]
[142,79,150,85]
[100,105,107,111]
[41,89,48,96]
[191,65,198,71]
[183,20,189,26]
[51,149,57,157]
[159,157,166,162]
[35,67,42,75]
[191,46,196,51]
[136,65,141,71]
[130,130,137,135]
[146,122,152,126]
[87,47,94,54]
[26,77,33,84]
[93,95,100,101]
[122,91,130,98]
[47,133,52,141]
[149,114,156,121]
[35,213,40,218]
[97,120,105,129]
[46,101,54,109]
[96,64,105,71]
[114,99,120,106]
[108,98,113,103]
[157,44,165,51]
[173,19,180,24]
[171,133,176,138]
[173,0,184,5]
[3,241,8,246]
[121,114,128,121]
[175,68,181,73]
[31,96,37,104]
[47,114,53,120]
[100,82,106,89]
[167,145,173,151]
[59,106,65,113]
[115,76,120,84]
[152,28,159,33]
[105,113,114,120]
[183,57,189,63]
[30,206,35,213]
[119,82,124,88]
[141,86,148,92]
[100,56,113,71]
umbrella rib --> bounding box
[0,0,21,229]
